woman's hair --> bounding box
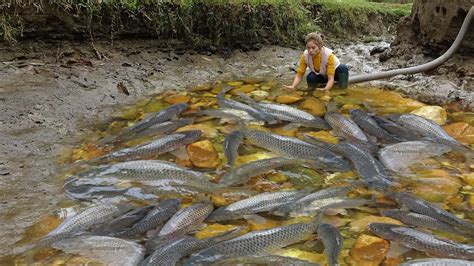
[304,32,324,48]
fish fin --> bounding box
[243,214,268,224]
[282,123,302,131]
[386,242,410,258]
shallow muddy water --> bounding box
[5,77,474,265]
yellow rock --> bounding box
[245,215,281,231]
[276,94,303,104]
[195,224,240,239]
[299,97,326,117]
[177,124,218,138]
[164,94,191,104]
[187,140,221,168]
[469,195,474,208]
[260,85,272,91]
[249,90,269,101]
[273,126,298,137]
[211,194,231,207]
[320,95,332,102]
[227,81,244,86]
[305,131,338,144]
[443,122,474,145]
[211,83,223,94]
[242,77,263,85]
[191,97,217,108]
[230,84,256,95]
[341,104,361,113]
[413,176,462,202]
[411,106,447,125]
[461,173,474,186]
[349,215,402,232]
[350,234,389,266]
[276,249,326,265]
[235,153,275,166]
[267,172,289,183]
[191,83,212,92]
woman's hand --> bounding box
[282,85,295,92]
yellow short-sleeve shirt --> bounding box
[296,52,336,77]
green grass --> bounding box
[1,0,412,45]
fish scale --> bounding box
[95,130,202,163]
[186,221,319,264]
[70,160,219,193]
[243,129,351,172]
[124,103,189,135]
[400,258,474,266]
[371,115,421,141]
[213,255,318,266]
[207,190,308,222]
[217,91,277,124]
[378,140,451,173]
[39,203,133,246]
[388,192,474,234]
[114,198,180,238]
[290,198,369,217]
[52,235,145,266]
[369,223,474,260]
[237,93,328,129]
[143,228,242,265]
[324,112,370,143]
[350,109,399,143]
[337,142,392,190]
[158,202,214,237]
[382,210,467,236]
[220,157,309,186]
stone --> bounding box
[413,176,462,202]
[191,83,212,92]
[187,140,221,168]
[299,97,326,117]
[460,173,474,186]
[350,234,389,266]
[349,215,402,233]
[410,105,447,125]
[195,224,241,239]
[227,81,244,86]
[229,84,256,95]
[276,94,303,104]
[249,90,269,101]
[273,126,298,137]
[304,131,338,144]
[443,122,474,145]
[164,94,191,104]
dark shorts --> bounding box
[307,64,349,89]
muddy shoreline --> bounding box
[0,39,472,256]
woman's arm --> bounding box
[323,75,335,91]
[284,74,303,89]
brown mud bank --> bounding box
[0,39,472,256]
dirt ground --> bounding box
[0,39,472,256]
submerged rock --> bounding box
[443,122,474,145]
[187,140,221,168]
[299,97,326,117]
[350,234,389,266]
[276,94,303,104]
[410,105,447,125]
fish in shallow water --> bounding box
[324,111,377,153]
[371,115,421,141]
[186,220,319,264]
[67,160,219,194]
[122,103,189,136]
[350,109,399,143]
[224,130,243,167]
[142,227,242,265]
[288,197,370,217]
[93,130,202,163]
[237,92,329,129]
[336,142,392,190]
[400,258,474,266]
[387,191,474,234]
[113,198,181,238]
[158,202,213,237]
[217,88,278,124]
[369,223,474,260]
[207,190,308,222]
[242,128,351,172]
[378,140,452,173]
[52,235,145,266]
[39,203,133,246]
[317,223,343,266]
[382,209,468,237]
[219,157,314,187]
[211,255,319,266]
